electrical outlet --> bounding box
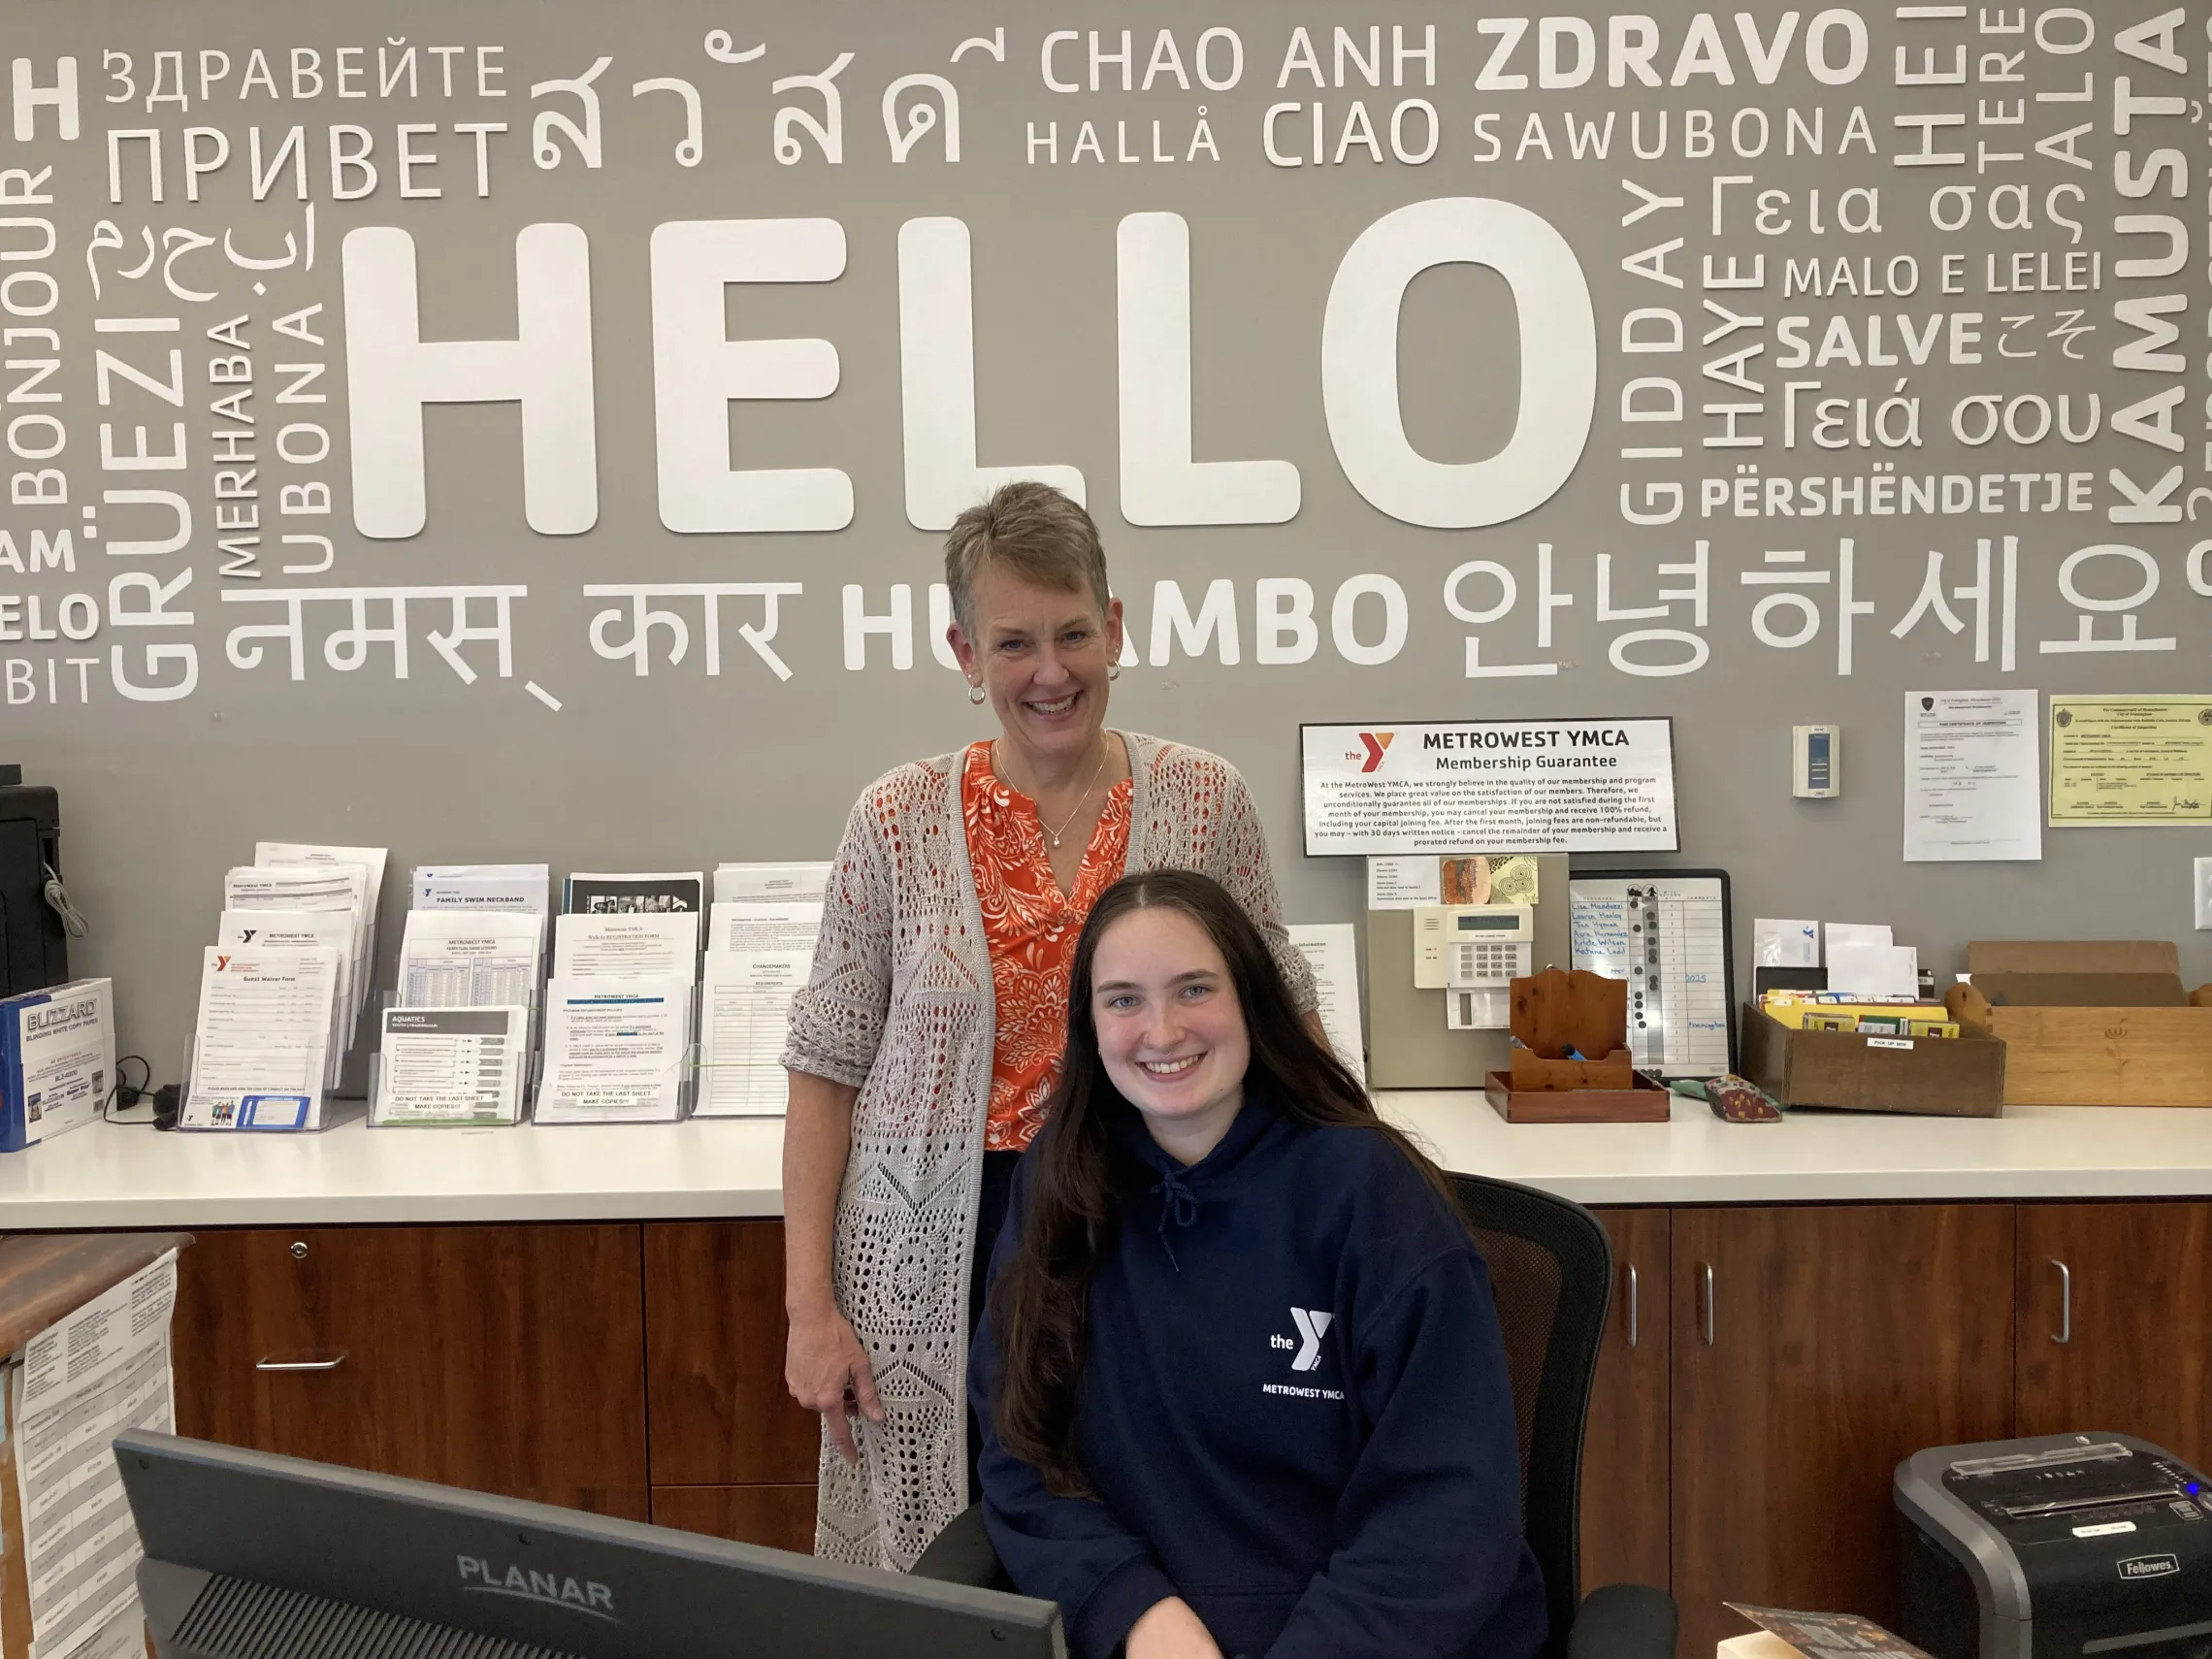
[2196,858,2212,929]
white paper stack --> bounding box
[181,945,342,1130]
[697,896,824,1118]
[402,909,546,1008]
[413,862,552,914]
[539,875,704,1123]
[1825,924,1920,997]
[374,1005,531,1126]
[555,910,701,981]
[251,842,388,1056]
[12,1249,178,1659]
[536,979,693,1123]
[214,907,352,1087]
[220,864,365,1090]
[713,862,831,904]
[373,909,546,1126]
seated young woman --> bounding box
[968,868,1546,1659]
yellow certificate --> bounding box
[2048,697,2212,824]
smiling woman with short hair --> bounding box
[780,482,1317,1572]
[971,869,1545,1659]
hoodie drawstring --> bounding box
[1151,1167,1200,1270]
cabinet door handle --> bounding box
[1625,1263,1640,1350]
[1700,1262,1716,1347]
[2050,1258,2072,1346]
[255,1354,345,1373]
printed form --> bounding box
[401,910,544,1007]
[536,979,691,1122]
[374,1006,529,1125]
[182,946,341,1130]
[553,913,700,982]
[696,899,825,1117]
[13,1250,178,1659]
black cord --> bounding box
[102,1054,154,1123]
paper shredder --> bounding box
[1897,1432,2212,1659]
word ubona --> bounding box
[1702,472,2097,518]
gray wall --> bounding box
[4,1,2205,1072]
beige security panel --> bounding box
[1412,905,1535,990]
[1366,856,1571,1090]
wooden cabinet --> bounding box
[651,1486,819,1554]
[642,1221,820,1549]
[157,1195,2212,1604]
[1580,1208,1671,1595]
[172,1223,649,1520]
[2016,1202,2212,1470]
[1670,1205,2015,1659]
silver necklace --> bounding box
[999,740,1113,849]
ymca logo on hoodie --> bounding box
[1265,1307,1344,1399]
[1289,1308,1333,1370]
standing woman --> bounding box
[781,481,1317,1571]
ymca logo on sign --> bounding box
[1347,732,1393,772]
[1289,1308,1334,1371]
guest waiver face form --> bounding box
[182,946,341,1130]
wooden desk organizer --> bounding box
[1484,966,1671,1123]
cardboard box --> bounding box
[1949,941,2212,1107]
[1741,1003,2005,1118]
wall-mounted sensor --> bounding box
[1793,725,1840,797]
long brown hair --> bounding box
[988,868,1461,1495]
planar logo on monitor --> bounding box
[2118,1553,2180,1581]
[457,1554,621,1620]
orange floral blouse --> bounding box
[961,740,1133,1152]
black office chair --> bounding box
[915,1170,1678,1659]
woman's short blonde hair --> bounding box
[943,482,1110,637]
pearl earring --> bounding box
[968,682,987,705]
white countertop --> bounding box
[3,1095,2212,1229]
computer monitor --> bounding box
[115,1430,1064,1659]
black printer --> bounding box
[0,764,66,994]
[1897,1433,2212,1659]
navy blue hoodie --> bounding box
[969,1088,1547,1659]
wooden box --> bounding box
[1484,1068,1672,1123]
[1741,1003,2005,1118]
[1484,966,1670,1122]
[1949,940,2212,1107]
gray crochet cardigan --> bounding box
[782,731,1317,1571]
